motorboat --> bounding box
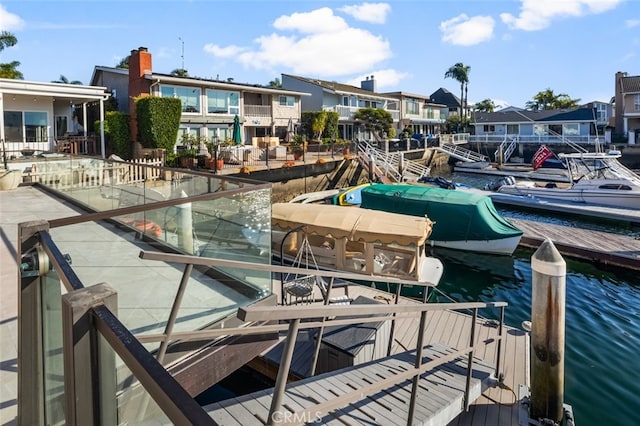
[485,151,640,210]
[271,203,444,298]
[358,184,523,255]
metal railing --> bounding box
[236,298,507,425]
[436,143,489,163]
[356,140,431,182]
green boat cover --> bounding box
[360,184,523,242]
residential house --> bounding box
[581,100,612,134]
[281,74,400,141]
[470,107,600,146]
[429,87,462,118]
[0,79,109,157]
[90,47,309,149]
[381,91,446,138]
[614,71,640,144]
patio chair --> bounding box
[315,276,351,305]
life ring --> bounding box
[122,218,163,237]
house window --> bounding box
[635,94,640,112]
[3,111,23,142]
[483,125,495,132]
[55,116,68,138]
[406,99,419,115]
[534,124,549,136]
[206,89,239,115]
[3,111,48,143]
[506,124,519,135]
[279,95,295,107]
[160,85,201,113]
[563,123,579,136]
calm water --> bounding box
[431,171,640,426]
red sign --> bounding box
[532,145,553,169]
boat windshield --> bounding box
[567,156,640,184]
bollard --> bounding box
[530,238,566,423]
[176,190,194,254]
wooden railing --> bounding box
[24,157,163,189]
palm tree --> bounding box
[444,62,471,120]
[474,98,495,113]
[0,31,17,51]
[52,75,82,85]
[268,77,282,88]
[0,31,22,79]
[115,56,129,69]
[526,88,580,110]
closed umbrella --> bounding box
[285,118,294,143]
[232,114,242,145]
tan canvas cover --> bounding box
[272,203,433,246]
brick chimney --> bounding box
[129,47,153,142]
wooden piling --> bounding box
[530,238,566,423]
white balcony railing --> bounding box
[324,106,400,122]
[243,105,272,118]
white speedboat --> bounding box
[485,151,640,210]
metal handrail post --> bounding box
[464,308,478,411]
[156,263,193,363]
[309,277,334,376]
[495,306,505,377]
[408,309,428,424]
[268,318,301,425]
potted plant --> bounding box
[290,134,305,160]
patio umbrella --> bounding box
[232,114,242,145]
[285,118,295,143]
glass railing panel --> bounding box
[40,262,68,425]
[102,335,173,426]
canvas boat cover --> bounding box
[360,184,523,242]
[272,203,433,246]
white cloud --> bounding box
[338,3,391,24]
[273,7,348,34]
[626,19,640,28]
[440,14,495,46]
[0,5,25,31]
[203,7,392,78]
[501,0,621,31]
[203,44,247,58]
[345,69,409,90]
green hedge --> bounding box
[100,111,130,159]
[136,96,181,151]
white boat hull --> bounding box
[429,235,522,256]
[496,186,640,210]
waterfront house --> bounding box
[380,91,447,137]
[429,87,463,117]
[281,74,400,140]
[614,71,640,144]
[581,100,612,134]
[470,107,601,147]
[90,47,309,149]
[0,78,109,157]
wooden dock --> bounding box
[512,218,640,270]
[218,284,529,426]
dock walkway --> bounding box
[206,344,495,425]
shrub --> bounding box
[102,111,130,159]
[135,96,181,151]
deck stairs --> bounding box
[494,137,518,164]
[436,143,489,163]
[206,343,495,425]
[356,140,431,182]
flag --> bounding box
[532,145,553,169]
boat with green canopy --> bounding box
[359,183,523,255]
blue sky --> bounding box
[0,0,638,108]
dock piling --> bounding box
[530,238,566,423]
